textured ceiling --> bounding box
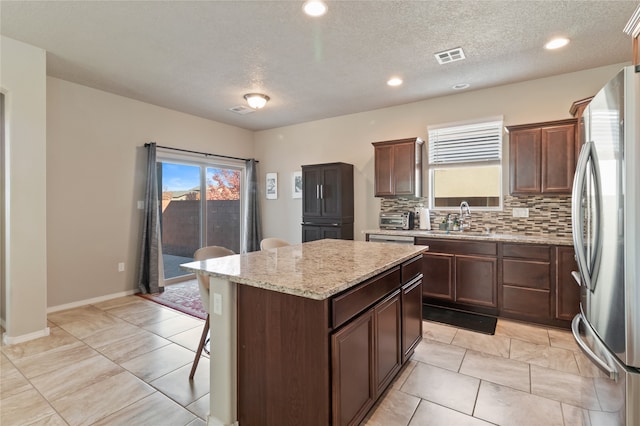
[1,1,637,131]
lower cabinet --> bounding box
[332,310,375,426]
[237,254,423,426]
[416,238,497,312]
[401,276,423,362]
[302,223,354,242]
[500,243,553,323]
[555,246,580,320]
[332,290,403,426]
[415,237,579,328]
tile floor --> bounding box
[0,295,618,426]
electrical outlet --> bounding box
[118,262,125,272]
[137,200,145,210]
[512,208,530,218]
[213,293,222,315]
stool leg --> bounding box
[189,315,210,380]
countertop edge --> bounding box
[364,229,574,246]
[181,244,428,300]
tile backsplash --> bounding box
[380,195,572,238]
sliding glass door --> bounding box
[158,157,243,282]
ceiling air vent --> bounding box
[227,105,255,115]
[434,47,466,65]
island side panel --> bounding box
[237,284,331,426]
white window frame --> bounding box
[427,117,504,212]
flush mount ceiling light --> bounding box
[387,77,403,87]
[545,37,570,50]
[303,0,328,17]
[243,93,270,109]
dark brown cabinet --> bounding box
[302,223,353,242]
[238,254,423,426]
[501,244,552,321]
[401,276,423,362]
[302,162,354,242]
[416,238,497,313]
[372,138,423,197]
[556,246,580,321]
[332,310,375,426]
[507,119,577,195]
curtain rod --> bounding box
[144,143,258,163]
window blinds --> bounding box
[428,120,503,164]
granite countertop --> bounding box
[180,239,427,300]
[364,229,574,246]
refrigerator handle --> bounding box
[572,141,593,290]
[571,314,618,380]
[571,271,582,287]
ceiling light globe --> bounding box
[545,37,570,50]
[244,93,270,109]
[303,0,328,17]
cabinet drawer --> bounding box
[401,255,423,284]
[415,238,497,256]
[502,286,550,317]
[503,259,550,290]
[332,266,400,328]
[502,243,550,261]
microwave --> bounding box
[379,211,414,230]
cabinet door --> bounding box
[402,277,423,362]
[556,246,580,320]
[332,311,375,426]
[392,141,416,195]
[541,124,576,193]
[302,166,322,217]
[374,290,402,395]
[510,128,541,194]
[320,165,342,217]
[302,225,323,243]
[456,255,497,307]
[421,253,454,301]
[374,145,394,196]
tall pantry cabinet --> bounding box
[301,162,354,242]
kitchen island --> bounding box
[181,239,426,426]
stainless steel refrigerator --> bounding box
[571,65,639,426]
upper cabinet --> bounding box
[372,138,423,197]
[507,119,577,195]
[302,162,354,221]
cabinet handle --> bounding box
[320,184,324,199]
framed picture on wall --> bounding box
[266,172,277,199]
[292,171,302,198]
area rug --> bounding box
[423,304,497,335]
[139,280,207,320]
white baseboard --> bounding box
[3,326,50,345]
[47,289,137,313]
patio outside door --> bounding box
[158,160,242,282]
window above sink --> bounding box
[427,118,503,210]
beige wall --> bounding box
[1,36,48,342]
[46,77,254,308]
[254,63,627,244]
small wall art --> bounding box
[266,172,278,199]
[292,171,302,198]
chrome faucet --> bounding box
[459,201,471,231]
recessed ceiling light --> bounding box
[387,77,403,87]
[452,83,470,90]
[303,0,328,17]
[545,37,570,50]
